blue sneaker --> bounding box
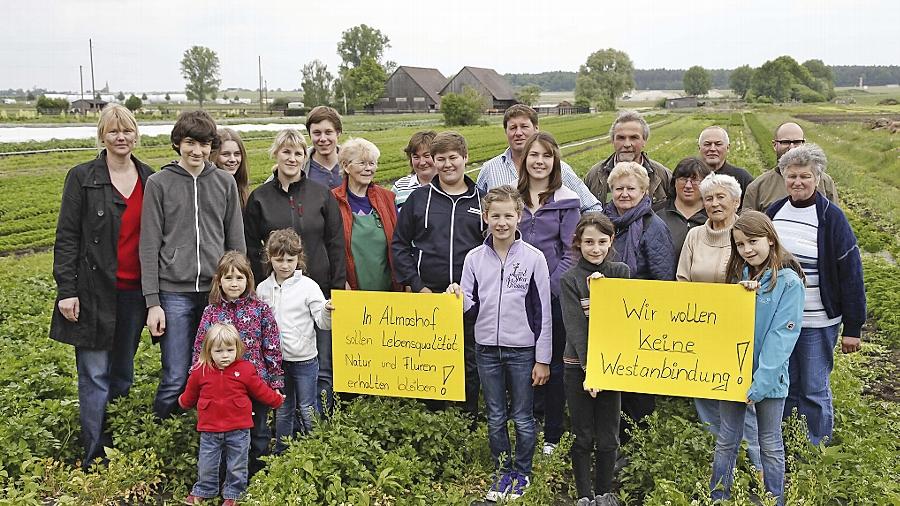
[485,471,513,502]
[506,471,530,500]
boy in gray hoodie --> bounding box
[140,110,245,420]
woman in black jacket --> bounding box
[243,128,345,415]
[51,104,154,470]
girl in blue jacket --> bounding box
[447,185,552,502]
[710,211,805,506]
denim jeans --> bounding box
[784,324,840,445]
[74,289,146,469]
[153,291,208,419]
[477,344,537,476]
[315,326,333,414]
[565,367,620,498]
[694,397,762,467]
[711,397,786,506]
[274,358,319,453]
[533,297,565,444]
[193,429,249,500]
[249,400,271,477]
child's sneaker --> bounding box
[485,471,513,502]
[594,492,619,506]
[221,499,238,506]
[575,497,595,506]
[542,442,557,455]
[183,495,204,505]
[506,471,530,500]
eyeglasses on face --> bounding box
[774,139,805,146]
[351,160,377,168]
[676,176,703,185]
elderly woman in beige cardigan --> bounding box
[676,173,763,469]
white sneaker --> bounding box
[542,442,557,455]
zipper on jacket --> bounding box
[449,197,458,285]
[289,195,297,230]
[495,254,505,346]
[193,176,201,292]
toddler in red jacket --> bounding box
[179,323,284,505]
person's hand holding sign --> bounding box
[446,283,462,297]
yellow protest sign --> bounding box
[331,290,465,401]
[585,278,755,402]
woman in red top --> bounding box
[50,104,154,470]
[331,137,400,291]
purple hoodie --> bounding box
[519,186,580,296]
[460,234,552,364]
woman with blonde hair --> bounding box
[209,127,250,208]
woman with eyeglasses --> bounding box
[676,172,763,469]
[332,137,400,291]
[658,157,711,257]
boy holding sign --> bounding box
[391,131,485,416]
[447,186,552,502]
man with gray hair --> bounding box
[583,110,673,207]
[742,122,839,212]
[697,126,753,206]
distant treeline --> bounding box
[505,66,900,91]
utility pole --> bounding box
[264,80,269,114]
[79,65,84,115]
[89,38,96,99]
[258,56,264,113]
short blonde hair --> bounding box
[338,137,380,170]
[269,128,308,158]
[196,323,245,370]
[607,161,650,194]
[96,104,139,149]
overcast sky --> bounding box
[3,0,898,93]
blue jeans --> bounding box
[711,397,786,506]
[784,324,840,445]
[315,327,333,414]
[533,297,565,444]
[75,289,146,469]
[153,291,208,419]
[193,429,249,500]
[477,344,537,476]
[274,358,319,453]
[694,397,762,468]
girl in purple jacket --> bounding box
[516,131,580,454]
[447,185,552,502]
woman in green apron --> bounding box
[332,137,401,292]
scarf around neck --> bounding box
[604,195,653,273]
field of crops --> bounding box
[0,105,897,505]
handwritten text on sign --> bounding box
[332,290,465,401]
[585,278,755,402]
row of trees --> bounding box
[730,57,835,103]
[178,24,394,113]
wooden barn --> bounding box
[439,66,517,111]
[374,66,448,113]
[71,98,108,113]
[665,96,698,109]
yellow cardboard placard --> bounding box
[331,290,465,401]
[585,278,755,401]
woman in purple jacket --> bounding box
[516,132,579,454]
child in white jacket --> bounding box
[256,229,333,452]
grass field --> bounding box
[0,105,897,505]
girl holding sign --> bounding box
[447,185,552,502]
[256,229,333,452]
[710,211,804,506]
[559,213,630,506]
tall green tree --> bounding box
[301,59,334,108]
[515,84,542,106]
[683,66,712,96]
[124,95,142,112]
[574,48,634,111]
[336,24,393,112]
[750,58,794,102]
[180,45,221,108]
[729,65,754,99]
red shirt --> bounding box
[178,359,283,433]
[115,178,143,290]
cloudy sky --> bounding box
[3,0,897,93]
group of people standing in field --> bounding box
[50,102,865,506]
